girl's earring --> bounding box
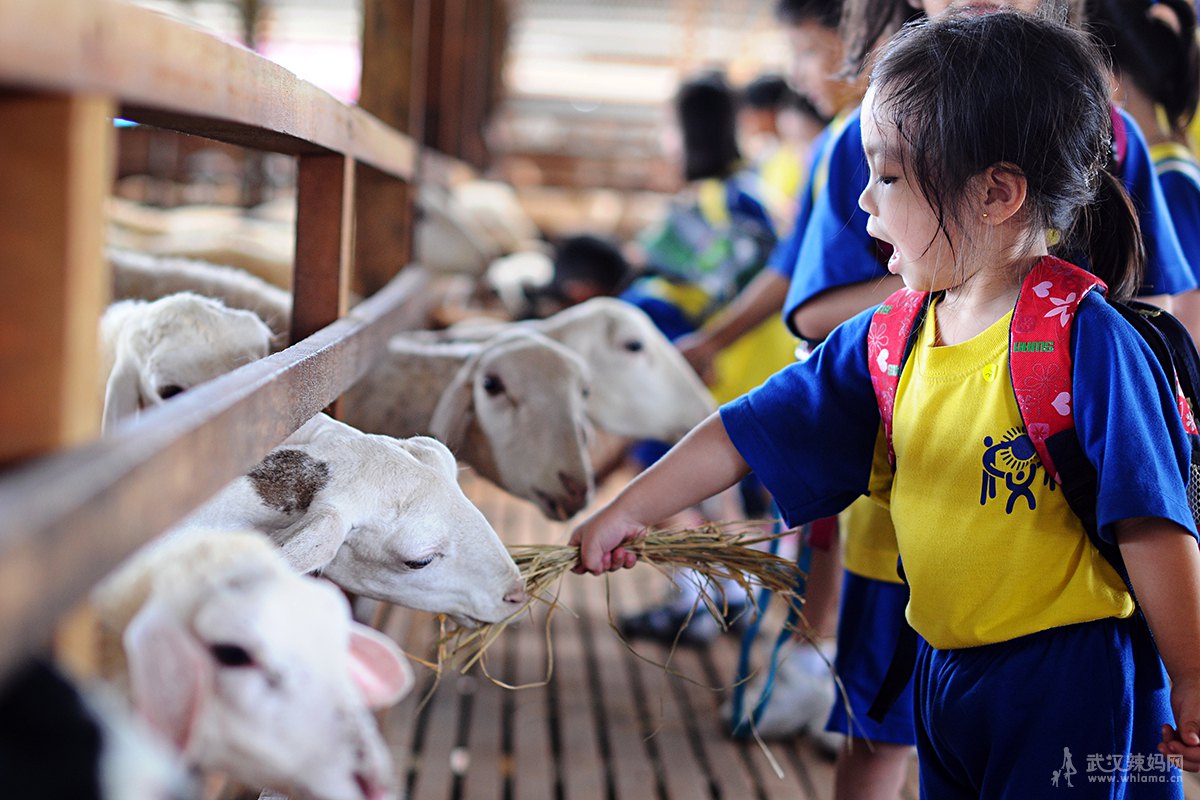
[982,212,989,220]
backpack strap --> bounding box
[1118,301,1200,438]
[868,289,931,466]
[1010,256,1107,490]
[864,289,928,726]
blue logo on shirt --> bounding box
[981,428,1041,513]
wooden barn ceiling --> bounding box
[498,0,788,192]
[127,0,789,193]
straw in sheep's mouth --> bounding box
[434,521,810,685]
[448,613,487,630]
[532,490,572,521]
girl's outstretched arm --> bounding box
[1118,517,1200,770]
[569,412,751,575]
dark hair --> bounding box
[742,74,792,110]
[1086,0,1200,135]
[791,91,833,126]
[841,0,1085,76]
[676,72,742,181]
[775,0,843,28]
[552,234,631,294]
[870,10,1143,298]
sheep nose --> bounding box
[354,773,389,800]
[558,471,588,503]
[504,582,529,606]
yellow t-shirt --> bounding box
[869,302,1133,649]
[841,493,902,584]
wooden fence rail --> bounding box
[0,0,431,679]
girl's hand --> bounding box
[569,506,643,575]
[1161,674,1200,772]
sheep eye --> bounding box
[623,340,644,353]
[210,643,255,667]
[158,384,186,400]
[482,374,505,396]
[404,555,436,570]
[582,387,591,399]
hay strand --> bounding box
[436,521,806,678]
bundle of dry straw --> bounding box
[436,521,806,680]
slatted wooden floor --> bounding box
[374,467,1200,800]
[373,468,917,800]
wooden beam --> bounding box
[460,0,493,169]
[359,0,418,134]
[423,0,448,152]
[0,268,434,679]
[438,0,469,159]
[0,0,416,180]
[0,92,113,467]
[291,153,354,344]
[352,167,412,298]
[355,0,425,297]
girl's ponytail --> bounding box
[1087,0,1200,136]
[1072,169,1144,302]
[1158,0,1200,133]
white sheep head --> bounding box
[181,414,527,627]
[97,530,411,800]
[101,293,271,431]
[538,297,715,442]
[429,331,595,520]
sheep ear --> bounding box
[346,623,414,709]
[102,355,143,432]
[272,506,350,574]
[124,601,209,751]
[428,356,478,449]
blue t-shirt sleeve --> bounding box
[1117,108,1197,296]
[1159,167,1200,272]
[1071,293,1197,543]
[768,169,817,279]
[719,306,881,527]
[768,126,831,280]
[783,110,887,336]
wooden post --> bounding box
[460,0,493,169]
[0,92,114,677]
[355,0,428,297]
[437,0,469,159]
[292,153,355,345]
[0,93,113,467]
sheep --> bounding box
[99,293,272,432]
[441,297,715,443]
[413,182,503,275]
[92,528,412,800]
[108,247,292,348]
[176,412,527,626]
[340,330,595,521]
[107,199,295,289]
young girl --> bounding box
[771,0,1198,797]
[573,11,1200,798]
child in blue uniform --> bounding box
[572,10,1200,799]
[1087,0,1200,341]
[616,70,783,644]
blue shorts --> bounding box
[916,617,1179,799]
[825,570,917,745]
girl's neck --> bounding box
[936,242,1046,346]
